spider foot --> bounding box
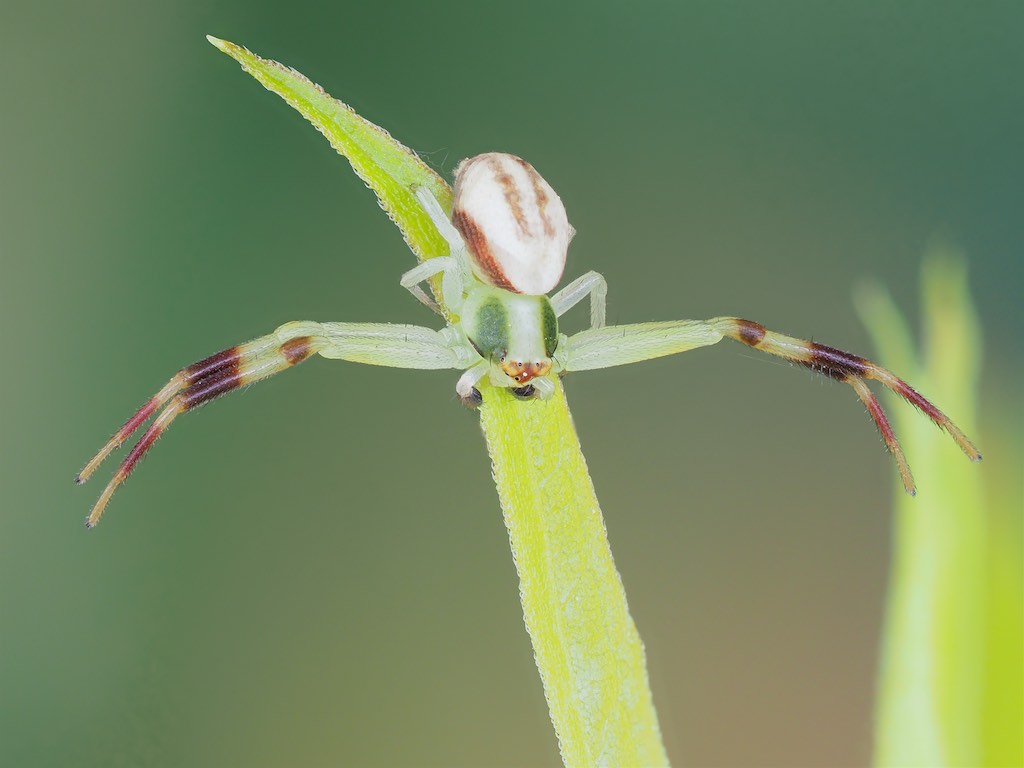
[511,384,537,401]
[459,387,483,409]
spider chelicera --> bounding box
[78,152,981,527]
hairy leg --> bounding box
[709,316,981,476]
[558,316,980,494]
[79,321,469,526]
[399,256,466,315]
[550,271,608,329]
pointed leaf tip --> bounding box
[203,38,453,280]
[206,36,247,62]
[206,35,230,52]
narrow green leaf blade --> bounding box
[207,36,452,266]
[479,381,670,768]
[210,39,670,765]
[856,253,1021,767]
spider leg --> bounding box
[414,186,464,249]
[400,256,466,316]
[556,316,980,494]
[711,317,980,494]
[550,270,607,329]
[76,326,314,487]
[78,321,328,526]
[79,321,472,527]
[847,376,914,494]
[407,186,473,316]
[709,317,981,468]
[556,320,723,372]
[454,360,490,407]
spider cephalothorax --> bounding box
[400,151,580,402]
[78,151,981,527]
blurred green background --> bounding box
[2,2,1020,766]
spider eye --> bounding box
[500,358,551,385]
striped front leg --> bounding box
[77,321,325,528]
[711,317,982,495]
[78,321,470,527]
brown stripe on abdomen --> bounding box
[489,155,529,236]
[510,155,555,237]
[452,209,517,291]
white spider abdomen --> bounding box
[452,153,570,296]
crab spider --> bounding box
[78,152,981,527]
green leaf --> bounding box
[209,37,669,766]
[857,251,1022,767]
[479,381,669,767]
[207,36,451,268]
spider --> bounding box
[78,152,981,527]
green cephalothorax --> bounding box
[461,285,558,385]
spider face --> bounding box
[460,286,558,387]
